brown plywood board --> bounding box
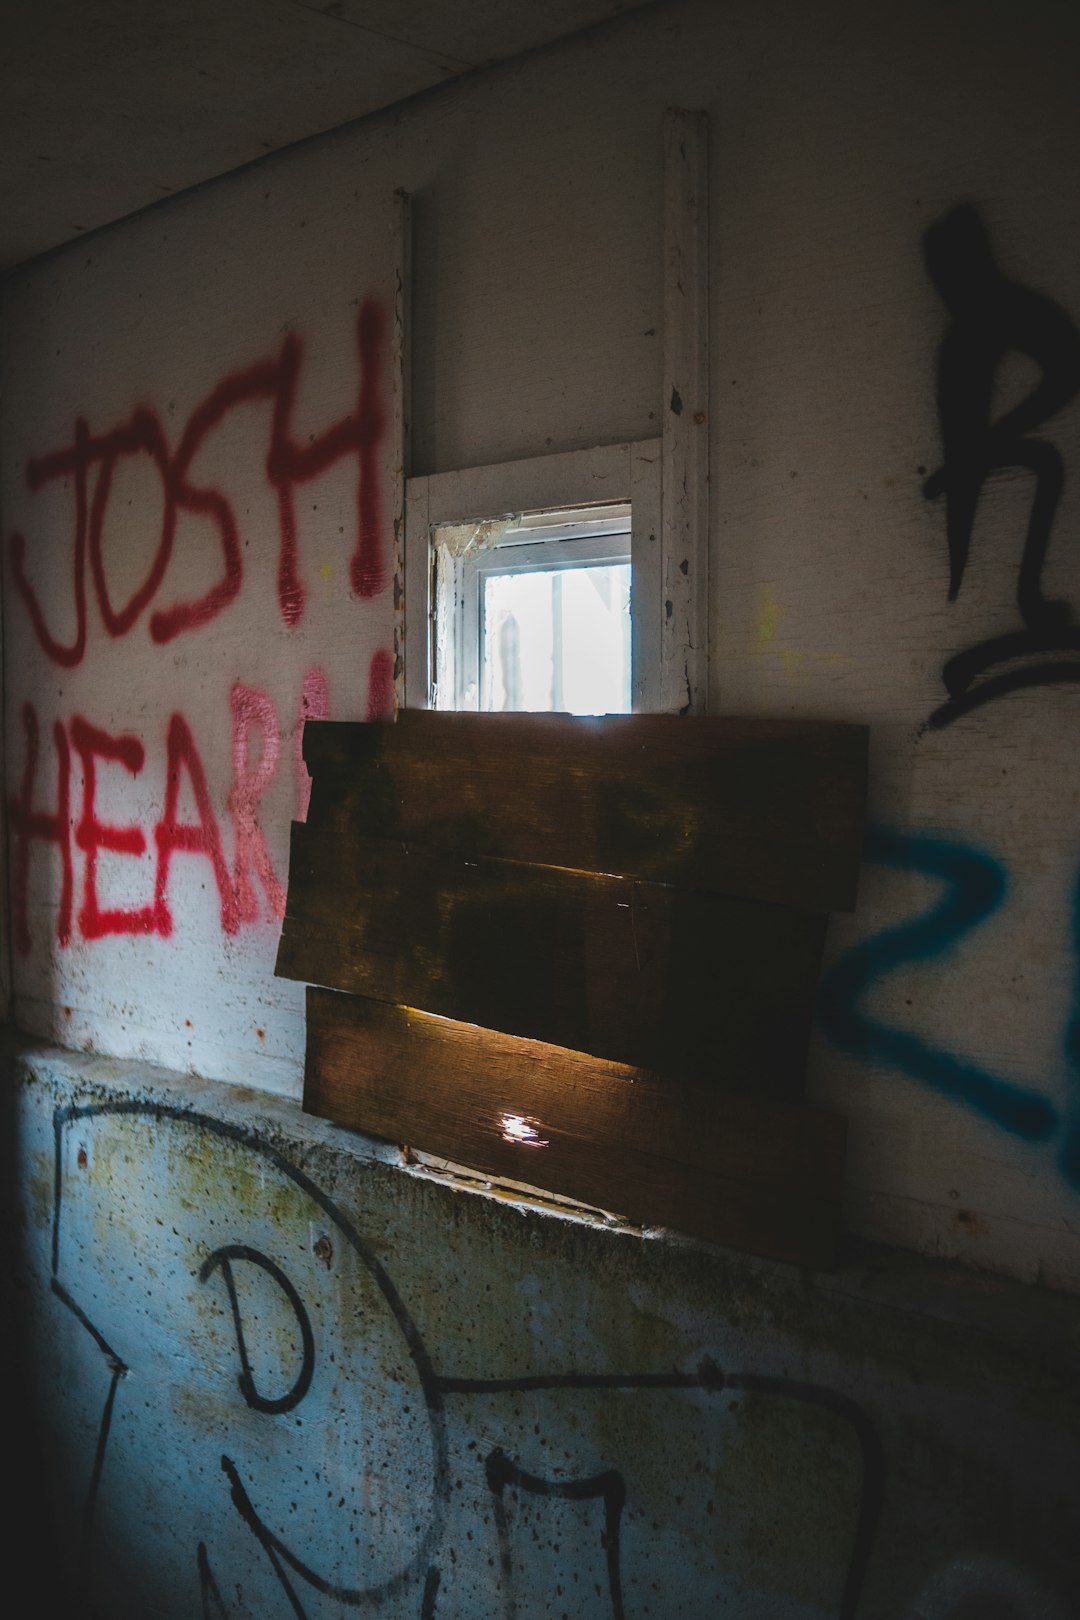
[303,988,846,1268]
[302,711,868,913]
[277,824,826,1095]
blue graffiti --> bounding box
[818,826,1059,1143]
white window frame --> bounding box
[403,440,662,713]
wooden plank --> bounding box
[661,107,710,714]
[302,710,868,912]
[303,989,846,1269]
[277,824,827,1094]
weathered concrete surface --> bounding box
[6,1036,1078,1619]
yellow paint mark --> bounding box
[782,650,804,677]
[319,563,333,580]
[757,586,782,644]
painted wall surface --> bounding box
[11,1046,1080,1619]
[4,0,1080,1293]
[2,158,398,1092]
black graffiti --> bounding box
[197,1540,229,1620]
[921,202,1080,728]
[486,1448,627,1620]
[728,1375,884,1620]
[222,1455,325,1620]
[51,1100,884,1619]
[53,1099,448,1616]
[199,1245,314,1415]
[49,1276,127,1578]
[436,1357,725,1396]
[466,1369,883,1620]
[420,1565,441,1620]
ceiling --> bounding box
[0,0,651,270]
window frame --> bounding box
[443,503,632,713]
[402,440,662,713]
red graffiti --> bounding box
[11,670,341,951]
[8,302,387,665]
[70,717,154,939]
[68,712,240,942]
[268,299,387,614]
[295,666,330,821]
[365,647,395,722]
[154,714,239,938]
[9,702,73,950]
[89,411,172,637]
[229,683,287,924]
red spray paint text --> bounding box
[9,663,344,951]
[8,302,386,667]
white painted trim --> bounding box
[661,108,710,714]
[630,438,662,712]
[403,474,431,711]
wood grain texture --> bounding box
[303,988,846,1268]
[277,824,827,1094]
[301,710,868,912]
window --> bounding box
[403,441,662,713]
[394,108,709,720]
[431,503,632,713]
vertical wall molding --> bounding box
[630,439,663,712]
[402,474,432,710]
[661,108,710,714]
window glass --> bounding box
[481,563,631,714]
[431,501,632,714]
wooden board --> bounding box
[304,988,846,1269]
[277,824,826,1094]
[301,710,868,913]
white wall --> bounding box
[2,157,399,1092]
[5,0,1080,1286]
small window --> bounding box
[431,503,631,713]
[403,441,663,714]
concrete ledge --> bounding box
[5,1033,1080,1618]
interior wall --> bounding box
[3,0,1080,1293]
[2,153,400,1092]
